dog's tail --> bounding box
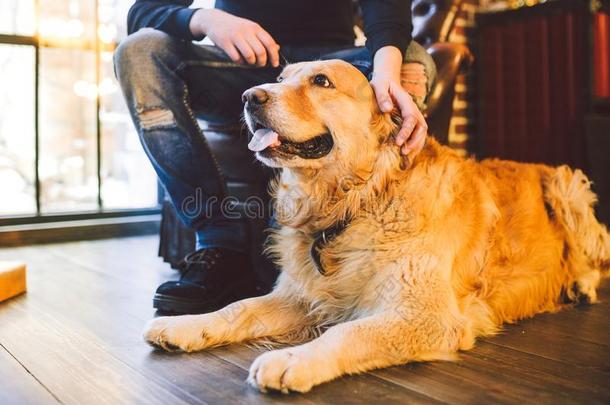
[544,166,610,301]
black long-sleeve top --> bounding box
[127,0,412,57]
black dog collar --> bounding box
[310,219,350,276]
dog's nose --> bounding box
[242,88,269,105]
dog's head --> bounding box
[243,60,400,172]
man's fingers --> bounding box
[395,117,417,146]
[246,36,268,66]
[393,83,419,112]
[234,37,257,65]
[220,41,244,64]
[401,123,427,155]
[394,95,417,146]
[407,124,427,149]
[372,81,393,113]
[256,30,280,67]
[380,81,427,158]
[390,83,428,147]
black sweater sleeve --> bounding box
[127,0,201,40]
[359,0,412,57]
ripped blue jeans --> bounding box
[114,28,434,253]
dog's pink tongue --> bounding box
[248,128,280,152]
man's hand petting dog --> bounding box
[189,8,280,67]
[370,46,428,161]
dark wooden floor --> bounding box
[0,236,609,404]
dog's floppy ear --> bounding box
[370,107,403,144]
[370,108,413,170]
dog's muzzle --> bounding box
[244,92,334,159]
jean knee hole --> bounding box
[137,108,177,130]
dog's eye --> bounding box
[312,74,333,88]
[277,76,283,83]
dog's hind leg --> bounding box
[143,293,311,352]
[544,166,610,302]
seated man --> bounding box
[114,0,434,314]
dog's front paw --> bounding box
[143,315,211,352]
[248,349,319,393]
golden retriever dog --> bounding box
[144,60,609,393]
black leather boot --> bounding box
[153,248,260,314]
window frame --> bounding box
[0,5,161,227]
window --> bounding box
[0,0,158,219]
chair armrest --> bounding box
[426,42,473,119]
[423,42,473,144]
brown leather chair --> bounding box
[158,0,473,287]
[411,0,473,142]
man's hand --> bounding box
[189,8,280,67]
[370,46,427,158]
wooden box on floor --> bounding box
[0,262,26,302]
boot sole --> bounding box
[153,294,226,314]
[153,279,260,315]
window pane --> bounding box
[38,0,96,45]
[0,45,36,215]
[99,0,133,43]
[97,0,158,209]
[100,55,158,209]
[39,48,98,213]
[0,0,35,36]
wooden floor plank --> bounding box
[372,342,609,404]
[50,237,173,287]
[0,298,192,405]
[481,322,610,371]
[370,342,604,404]
[499,306,610,349]
[210,345,441,404]
[0,245,311,405]
[464,342,610,400]
[0,344,58,405]
[372,362,527,404]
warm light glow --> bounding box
[99,77,118,95]
[98,23,117,44]
[73,80,97,99]
[39,18,84,39]
[73,78,118,100]
[101,51,113,62]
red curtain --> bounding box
[478,8,587,168]
[593,12,610,98]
